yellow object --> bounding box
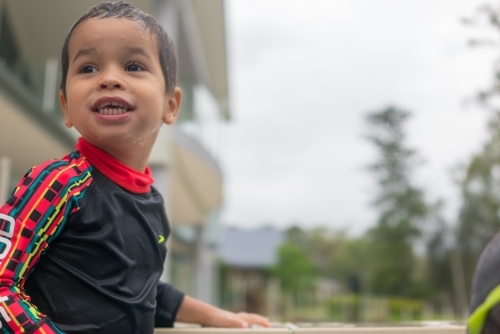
[468,284,500,334]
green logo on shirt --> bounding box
[158,235,165,243]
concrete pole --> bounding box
[0,157,11,205]
[266,278,280,320]
[42,57,58,113]
[195,225,214,304]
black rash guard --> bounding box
[0,137,184,334]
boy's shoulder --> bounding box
[26,150,92,181]
[14,150,93,197]
[3,150,94,220]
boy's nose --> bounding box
[97,69,124,90]
[100,82,122,89]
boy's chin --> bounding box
[84,134,146,146]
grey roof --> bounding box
[217,227,285,268]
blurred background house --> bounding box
[0,0,228,306]
[218,226,284,315]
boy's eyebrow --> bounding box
[123,46,152,60]
[72,47,97,63]
[71,46,152,64]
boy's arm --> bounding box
[154,281,185,327]
[0,159,91,333]
[175,295,270,328]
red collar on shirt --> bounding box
[75,137,154,194]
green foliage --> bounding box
[285,225,342,280]
[286,225,309,245]
[270,242,317,292]
[387,297,424,322]
[365,107,427,229]
[365,106,429,296]
[425,202,454,303]
[327,294,424,323]
[456,5,500,297]
[328,236,371,293]
[456,113,500,294]
[328,295,363,322]
[369,227,415,296]
[267,105,452,305]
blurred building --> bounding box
[0,0,229,305]
[218,227,285,315]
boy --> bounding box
[0,1,269,333]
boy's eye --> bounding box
[79,65,98,74]
[125,63,144,72]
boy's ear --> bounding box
[59,90,73,128]
[163,87,182,125]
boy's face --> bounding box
[60,17,180,150]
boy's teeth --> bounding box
[99,107,128,115]
[95,102,130,115]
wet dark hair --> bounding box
[60,1,177,97]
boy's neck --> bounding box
[88,140,153,173]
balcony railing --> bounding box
[153,325,466,333]
[0,58,75,147]
[0,58,61,119]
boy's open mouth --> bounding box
[93,102,133,115]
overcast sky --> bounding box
[221,0,498,235]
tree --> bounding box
[329,236,371,293]
[365,106,428,296]
[456,114,500,295]
[456,3,500,298]
[424,200,457,308]
[270,242,317,292]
